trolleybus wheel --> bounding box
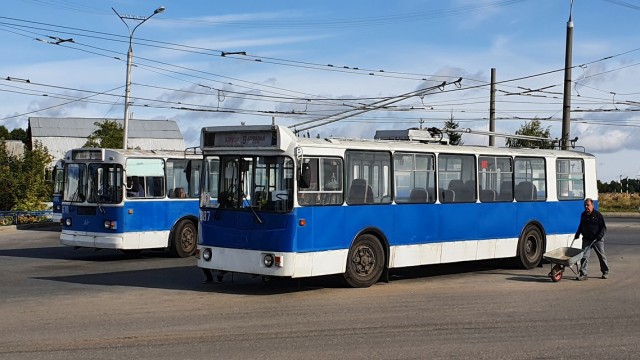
[170,220,197,257]
[343,234,385,288]
[517,224,544,269]
[550,264,563,282]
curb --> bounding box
[0,222,61,232]
[602,212,640,218]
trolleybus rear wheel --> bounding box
[517,224,544,269]
[343,234,385,288]
[171,220,197,257]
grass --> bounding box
[598,193,640,213]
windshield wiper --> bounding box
[241,190,263,224]
[214,184,235,220]
[89,173,105,214]
[67,188,82,209]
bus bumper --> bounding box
[61,230,125,249]
[196,245,348,278]
[60,230,170,249]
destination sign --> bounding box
[71,149,103,160]
[203,130,277,148]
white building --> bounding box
[27,117,186,168]
[3,140,25,158]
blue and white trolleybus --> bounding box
[60,148,203,257]
[196,125,596,287]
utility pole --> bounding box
[561,0,574,150]
[489,68,496,147]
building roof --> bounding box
[28,117,186,168]
[28,117,183,139]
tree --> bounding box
[506,119,553,149]
[84,120,124,148]
[444,113,463,145]
[0,140,53,211]
[0,125,9,140]
[9,128,28,143]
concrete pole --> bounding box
[123,42,133,150]
[489,68,496,147]
[561,1,574,150]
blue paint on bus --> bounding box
[65,199,199,234]
[200,199,588,253]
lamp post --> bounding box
[112,6,165,150]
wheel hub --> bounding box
[352,245,376,275]
[182,228,195,249]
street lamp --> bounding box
[112,6,165,150]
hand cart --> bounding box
[543,239,594,282]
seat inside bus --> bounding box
[348,179,374,204]
[409,187,428,202]
[515,181,537,201]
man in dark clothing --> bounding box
[574,198,609,280]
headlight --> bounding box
[104,220,117,229]
[263,253,274,267]
[202,248,212,261]
[65,218,72,227]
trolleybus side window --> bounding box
[394,152,436,204]
[125,158,165,199]
[188,160,202,198]
[200,157,219,208]
[298,157,343,206]
[438,154,476,203]
[514,157,546,201]
[478,156,513,203]
[556,158,584,200]
[345,151,391,205]
[167,159,201,198]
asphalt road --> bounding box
[1,218,639,360]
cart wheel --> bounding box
[550,264,563,282]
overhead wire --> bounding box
[2,4,640,129]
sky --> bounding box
[2,0,640,182]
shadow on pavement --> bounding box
[0,245,175,261]
[35,266,345,295]
[34,260,550,295]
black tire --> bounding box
[343,234,385,288]
[550,264,563,282]
[170,220,197,257]
[516,224,544,269]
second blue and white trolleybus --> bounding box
[60,148,203,257]
[196,125,596,287]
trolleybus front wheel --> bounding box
[170,220,197,257]
[343,234,385,288]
